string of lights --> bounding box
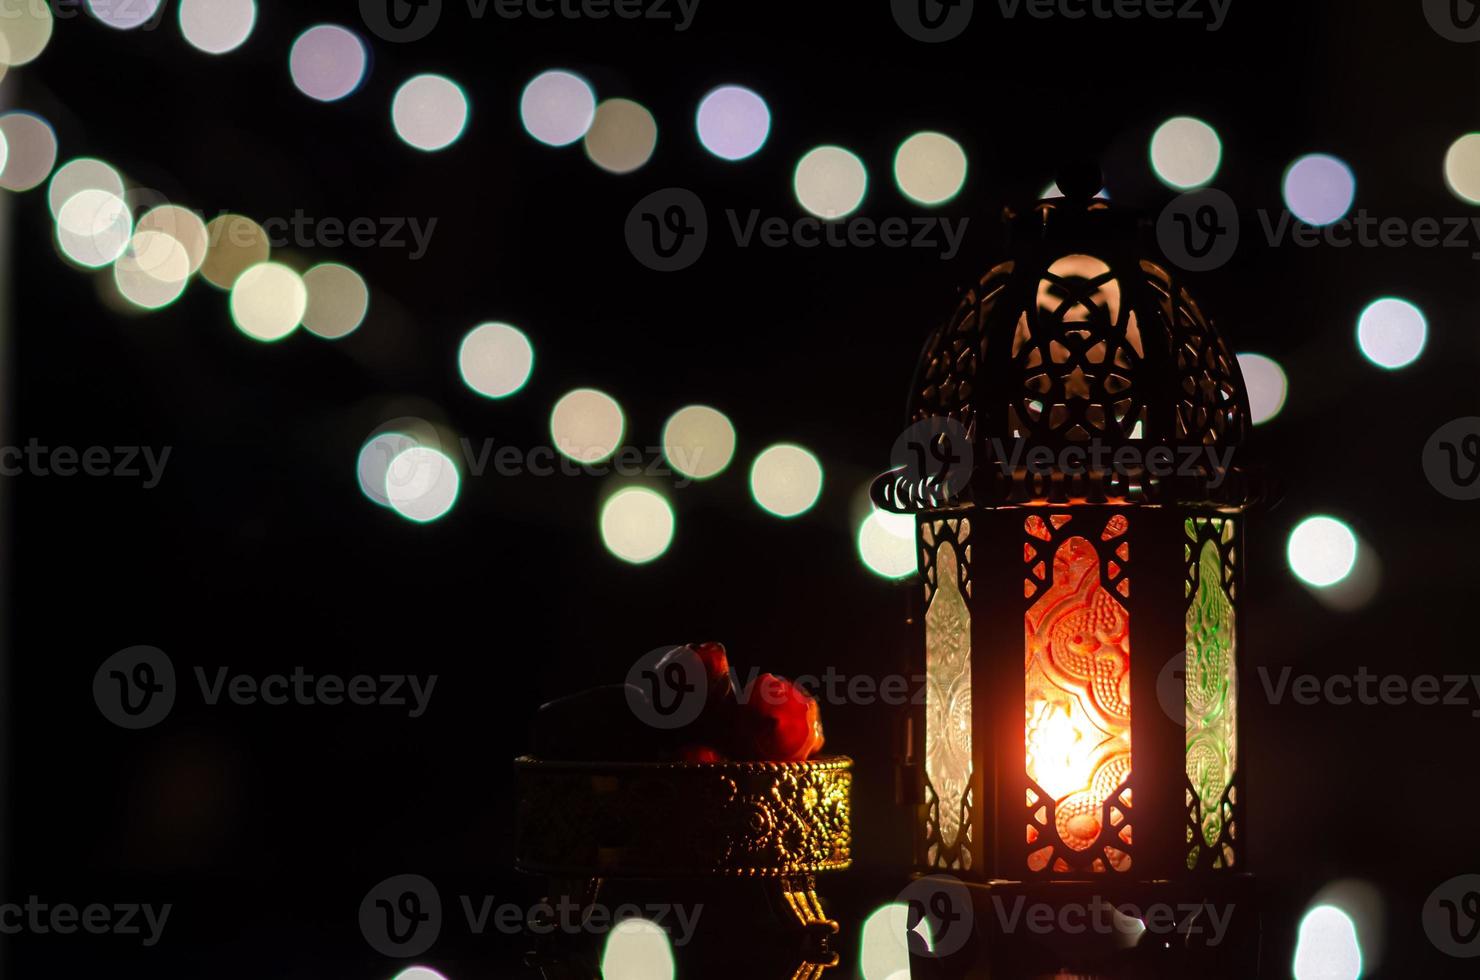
[0,0,1473,605]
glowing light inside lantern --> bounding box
[1023,516,1132,873]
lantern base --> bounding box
[906,874,1262,979]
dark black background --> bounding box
[4,0,1479,976]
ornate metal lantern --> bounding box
[873,170,1260,971]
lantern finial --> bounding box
[1053,156,1103,200]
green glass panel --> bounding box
[1185,524,1237,867]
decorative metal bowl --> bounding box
[513,755,852,878]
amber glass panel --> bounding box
[1024,528,1131,871]
[925,531,972,869]
[1186,521,1237,868]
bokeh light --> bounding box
[393,75,470,152]
[1283,153,1355,226]
[893,131,967,206]
[1310,880,1385,974]
[1149,115,1222,189]
[137,205,209,273]
[661,405,735,480]
[386,446,460,523]
[857,509,917,579]
[87,0,162,30]
[302,263,369,339]
[1236,353,1288,425]
[0,0,52,66]
[859,903,911,980]
[1287,516,1358,588]
[0,112,57,191]
[794,146,867,220]
[584,98,658,174]
[1356,297,1426,369]
[695,85,770,161]
[1293,905,1362,980]
[600,488,676,564]
[601,918,675,980]
[750,444,823,518]
[289,24,368,102]
[178,0,257,54]
[1444,133,1480,204]
[358,428,425,507]
[48,158,124,220]
[521,70,596,147]
[201,214,270,289]
[230,262,307,342]
[114,230,191,309]
[459,322,534,398]
[56,189,133,268]
[551,388,625,464]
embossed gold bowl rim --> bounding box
[514,754,853,878]
[513,754,853,773]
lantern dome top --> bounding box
[875,189,1260,514]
